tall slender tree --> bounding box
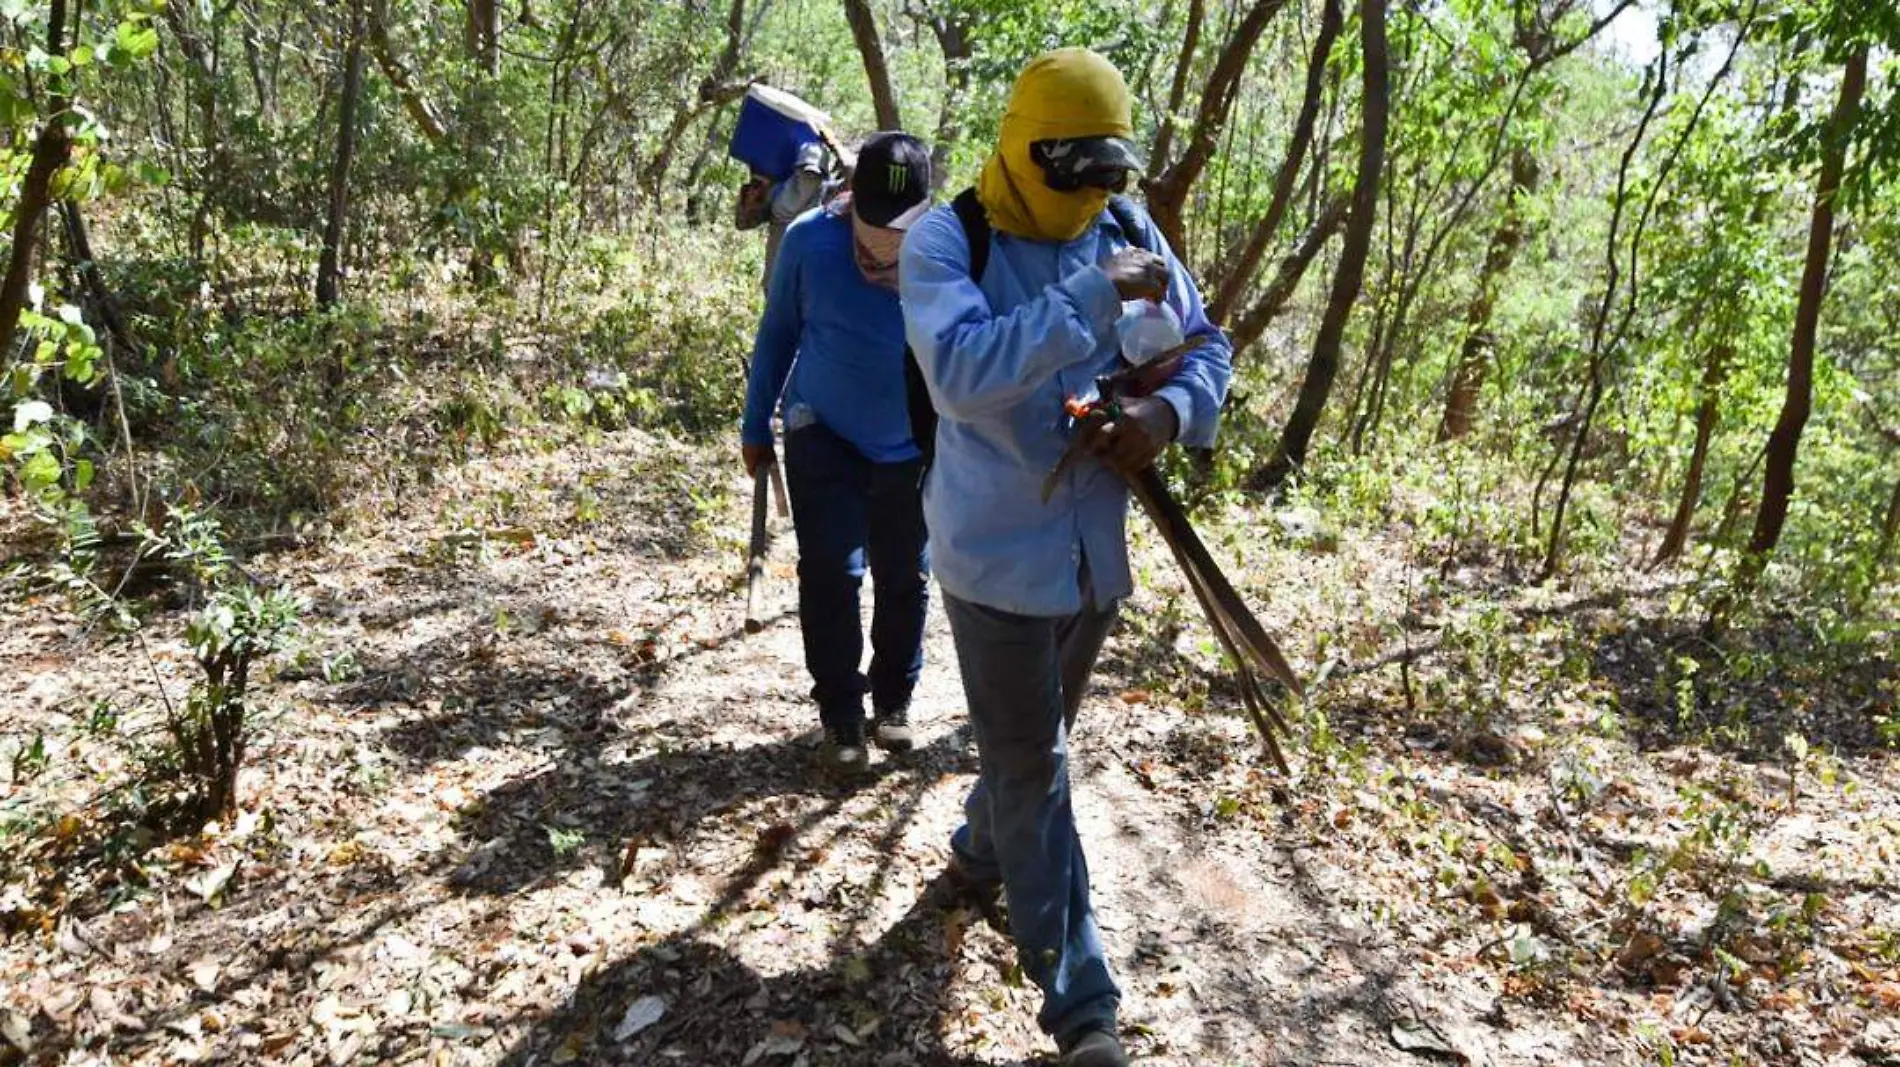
[1258,0,1389,489]
[0,0,76,348]
[1747,44,1870,566]
[317,0,368,309]
[843,0,903,130]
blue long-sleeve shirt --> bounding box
[742,208,919,463]
[899,202,1233,617]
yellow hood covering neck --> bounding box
[977,48,1133,242]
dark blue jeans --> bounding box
[784,423,929,730]
[943,569,1121,1043]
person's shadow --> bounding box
[492,872,1034,1066]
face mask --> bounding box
[976,48,1136,242]
[852,212,906,290]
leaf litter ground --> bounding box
[1,426,1896,1066]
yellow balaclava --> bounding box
[977,48,1134,243]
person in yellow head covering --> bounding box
[976,47,1147,242]
[898,47,1235,1067]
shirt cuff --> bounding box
[741,414,774,448]
[1059,265,1122,342]
[1154,384,1198,446]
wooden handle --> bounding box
[768,459,790,518]
[1125,464,1302,772]
[1134,465,1304,700]
[744,465,770,634]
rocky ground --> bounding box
[2,426,1896,1066]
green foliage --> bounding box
[146,505,303,823]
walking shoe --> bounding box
[822,720,869,774]
[872,704,915,752]
[1059,1028,1130,1067]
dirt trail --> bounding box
[4,427,1892,1067]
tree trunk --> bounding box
[642,0,753,197]
[1144,0,1294,257]
[461,0,505,284]
[317,0,367,309]
[1150,0,1206,175]
[1256,0,1386,489]
[684,103,735,222]
[466,0,500,76]
[162,1,225,262]
[1227,195,1349,353]
[61,203,142,363]
[1875,470,1900,582]
[1208,0,1342,324]
[1543,20,1748,579]
[1747,45,1868,563]
[368,0,451,147]
[922,9,972,176]
[1439,145,1538,440]
[0,0,74,350]
[1652,341,1730,565]
[843,0,902,130]
[240,0,278,122]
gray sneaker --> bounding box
[872,705,914,752]
[823,720,869,773]
[1060,1029,1130,1067]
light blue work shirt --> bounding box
[899,203,1233,617]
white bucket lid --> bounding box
[746,83,831,128]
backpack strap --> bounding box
[903,345,936,470]
[951,187,991,282]
[1107,194,1154,254]
[904,187,987,470]
[906,190,1161,469]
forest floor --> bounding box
[2,425,1898,1067]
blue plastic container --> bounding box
[730,84,829,181]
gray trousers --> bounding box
[943,570,1121,1042]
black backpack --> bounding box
[904,188,1154,468]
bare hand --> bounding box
[1102,248,1169,302]
[742,443,776,477]
[1081,395,1180,476]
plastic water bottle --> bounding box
[1116,299,1184,366]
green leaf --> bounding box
[26,48,72,75]
[12,399,53,433]
[73,458,93,490]
[0,87,31,127]
[65,345,99,385]
[115,21,160,60]
[21,449,61,490]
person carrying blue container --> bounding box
[732,85,847,289]
[899,49,1233,1067]
[740,132,935,773]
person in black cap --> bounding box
[740,132,936,773]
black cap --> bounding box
[851,132,933,229]
[1030,136,1145,192]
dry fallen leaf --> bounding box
[612,995,666,1042]
[184,861,240,907]
[2,1010,33,1054]
[1615,931,1665,971]
[1670,1025,1712,1046]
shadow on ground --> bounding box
[1593,609,1896,758]
[493,874,1014,1067]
